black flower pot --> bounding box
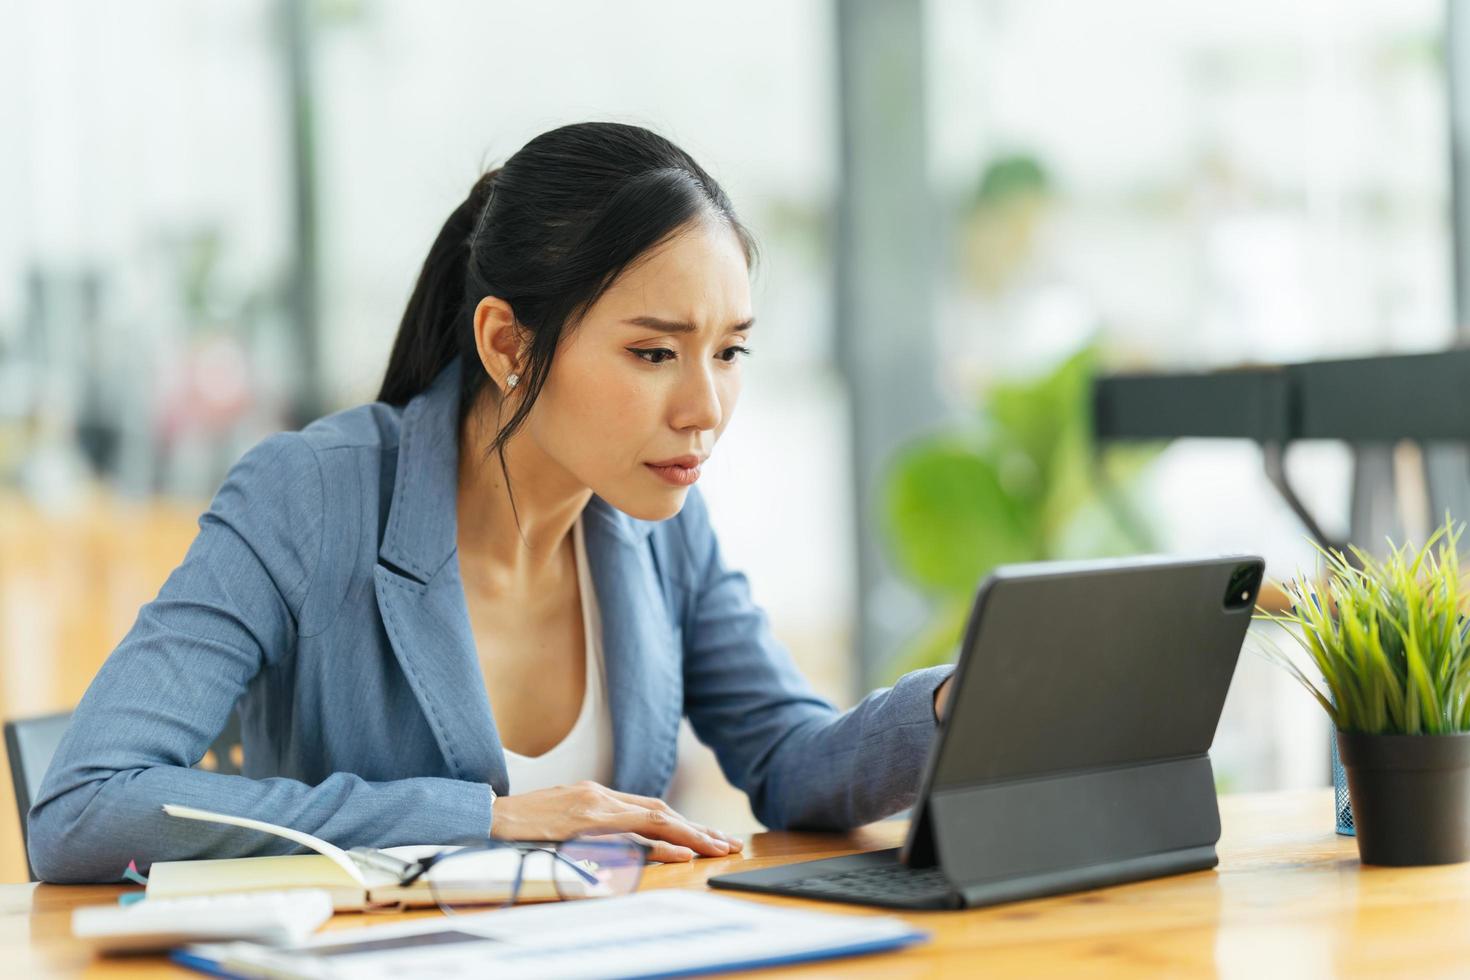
[1336,729,1470,866]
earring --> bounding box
[506,373,520,389]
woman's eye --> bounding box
[629,345,751,365]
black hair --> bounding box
[377,121,757,526]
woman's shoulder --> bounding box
[222,400,404,508]
[298,398,407,457]
[643,485,721,592]
[208,399,407,633]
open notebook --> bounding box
[149,804,572,911]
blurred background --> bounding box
[1,0,1464,882]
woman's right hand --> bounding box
[489,780,745,863]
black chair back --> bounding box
[4,710,243,881]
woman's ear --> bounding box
[471,296,528,393]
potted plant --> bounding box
[1257,518,1470,866]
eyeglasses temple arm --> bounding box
[349,846,419,878]
[550,850,602,886]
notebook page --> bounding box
[162,804,367,887]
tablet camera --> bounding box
[1223,562,1263,611]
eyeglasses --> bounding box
[353,837,650,914]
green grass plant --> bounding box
[1256,517,1470,735]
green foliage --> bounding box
[883,440,1036,594]
[972,154,1051,210]
[1256,517,1470,735]
[879,344,1156,679]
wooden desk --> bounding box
[2,788,1463,977]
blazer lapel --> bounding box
[374,562,507,792]
[582,497,684,797]
[373,361,508,793]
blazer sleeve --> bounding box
[26,432,493,884]
[675,488,954,831]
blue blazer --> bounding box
[27,360,952,883]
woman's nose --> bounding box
[672,364,724,432]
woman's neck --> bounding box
[455,395,592,594]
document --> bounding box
[174,890,929,979]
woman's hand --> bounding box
[935,675,954,721]
[490,781,745,863]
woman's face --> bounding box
[522,217,753,522]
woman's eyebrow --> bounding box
[621,315,755,334]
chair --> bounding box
[4,710,243,881]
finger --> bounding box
[602,789,688,817]
[598,791,730,854]
[622,831,695,864]
[605,807,728,856]
[704,824,744,849]
[602,790,742,850]
[695,824,743,850]
[645,839,697,863]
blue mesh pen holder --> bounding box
[1330,723,1355,836]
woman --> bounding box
[28,122,955,883]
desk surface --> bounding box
[1,788,1462,977]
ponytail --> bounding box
[376,168,500,406]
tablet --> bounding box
[710,554,1264,910]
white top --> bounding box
[502,514,615,794]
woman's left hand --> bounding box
[934,676,953,721]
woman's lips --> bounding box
[645,461,702,486]
[648,454,703,468]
